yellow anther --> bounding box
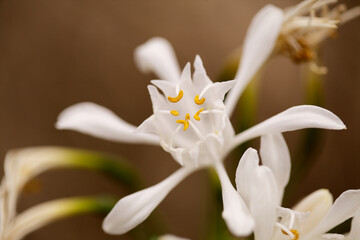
[281,229,299,240]
[176,119,189,131]
[168,90,183,103]
[170,110,179,116]
[194,95,205,105]
[194,108,204,121]
[185,113,190,120]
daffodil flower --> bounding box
[236,134,360,240]
[56,37,345,236]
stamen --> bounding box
[194,108,204,121]
[176,119,189,131]
[275,223,295,238]
[185,113,190,120]
[194,95,205,105]
[168,90,183,103]
[170,110,179,116]
[282,229,299,240]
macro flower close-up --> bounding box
[0,0,358,239]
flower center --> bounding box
[167,89,206,131]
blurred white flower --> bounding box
[57,36,346,237]
[157,234,190,240]
[236,136,360,240]
[0,147,118,240]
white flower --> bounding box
[56,37,346,236]
[0,147,104,240]
[236,134,360,240]
[278,0,360,74]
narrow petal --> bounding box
[225,105,345,156]
[158,234,190,240]
[293,189,333,235]
[214,161,254,237]
[236,148,278,240]
[225,5,284,116]
[304,190,360,240]
[134,37,181,82]
[102,167,194,234]
[56,102,160,145]
[193,55,212,89]
[260,133,290,202]
[349,208,360,240]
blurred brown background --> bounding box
[0,0,359,239]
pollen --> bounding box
[194,95,205,105]
[168,90,183,103]
[170,110,179,116]
[176,119,189,131]
[281,229,299,240]
[194,108,204,121]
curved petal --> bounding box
[349,208,360,240]
[293,189,333,235]
[304,190,360,240]
[214,161,254,237]
[56,102,160,145]
[224,105,346,156]
[225,5,284,116]
[134,37,181,82]
[236,148,278,240]
[158,234,190,240]
[102,167,194,234]
[260,133,290,202]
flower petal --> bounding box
[215,161,254,237]
[134,37,181,82]
[293,189,333,235]
[349,208,360,240]
[304,190,360,240]
[56,102,160,145]
[236,148,278,240]
[193,55,212,89]
[225,5,284,116]
[260,133,290,202]
[102,167,194,234]
[225,105,345,155]
[158,234,190,240]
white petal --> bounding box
[215,161,254,237]
[147,85,168,111]
[179,62,192,86]
[225,5,284,116]
[349,208,360,240]
[134,37,181,82]
[320,233,345,240]
[225,105,345,155]
[102,167,194,234]
[236,148,278,240]
[260,133,290,202]
[158,234,190,240]
[304,190,360,240]
[151,80,177,97]
[56,102,160,145]
[293,189,333,235]
[193,55,212,89]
